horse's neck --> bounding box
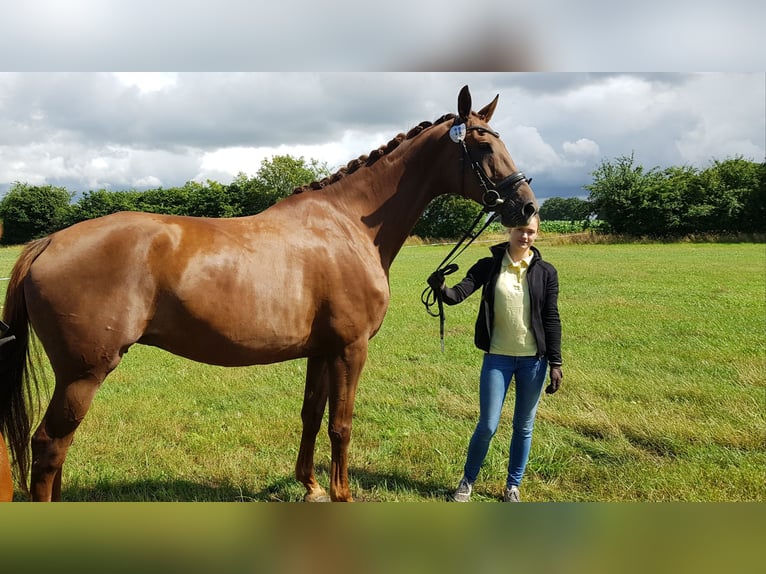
[344,135,444,270]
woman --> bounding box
[428,214,563,502]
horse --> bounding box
[0,433,11,501]
[0,85,538,501]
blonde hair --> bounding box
[505,213,540,232]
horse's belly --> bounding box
[139,333,309,367]
[138,309,311,366]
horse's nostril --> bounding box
[523,202,537,218]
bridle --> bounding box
[420,117,534,352]
[454,121,532,214]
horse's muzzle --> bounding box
[484,171,538,227]
[497,198,539,228]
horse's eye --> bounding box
[479,142,493,153]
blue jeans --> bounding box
[463,354,548,488]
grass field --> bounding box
[0,238,763,502]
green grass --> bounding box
[0,239,763,502]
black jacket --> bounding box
[440,243,562,366]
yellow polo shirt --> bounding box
[489,250,538,356]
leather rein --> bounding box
[421,122,532,352]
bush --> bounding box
[539,220,587,234]
[0,183,73,244]
[586,154,764,237]
[539,197,593,221]
[413,195,484,239]
[65,189,141,226]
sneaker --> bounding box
[452,477,473,502]
[503,485,521,502]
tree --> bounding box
[586,154,763,236]
[539,197,593,221]
[0,183,73,244]
[184,180,241,218]
[742,161,766,233]
[631,167,683,235]
[235,156,331,215]
[133,186,191,215]
[413,194,484,239]
[66,189,140,226]
[586,154,675,235]
[697,157,763,233]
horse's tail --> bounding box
[0,236,52,495]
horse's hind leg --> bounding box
[296,355,330,502]
[30,374,103,501]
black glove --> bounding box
[546,366,563,394]
[427,270,446,291]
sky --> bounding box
[1,72,763,202]
[1,1,764,203]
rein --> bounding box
[420,209,498,352]
[421,119,532,352]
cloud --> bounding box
[506,125,561,173]
[672,74,766,165]
[196,128,392,182]
[562,138,600,162]
[0,138,202,192]
[113,73,179,94]
[0,73,762,200]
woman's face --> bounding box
[509,219,539,251]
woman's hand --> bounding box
[546,366,563,394]
[427,270,446,290]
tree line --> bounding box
[0,156,331,245]
[581,155,764,236]
[541,155,764,235]
[0,154,763,245]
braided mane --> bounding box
[292,113,456,194]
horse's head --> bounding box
[449,85,538,227]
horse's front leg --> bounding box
[296,356,330,502]
[326,341,368,502]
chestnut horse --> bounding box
[0,433,11,501]
[0,85,537,501]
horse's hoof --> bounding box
[303,491,331,502]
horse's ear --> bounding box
[457,85,472,120]
[477,94,499,122]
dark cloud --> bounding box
[2,74,453,151]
